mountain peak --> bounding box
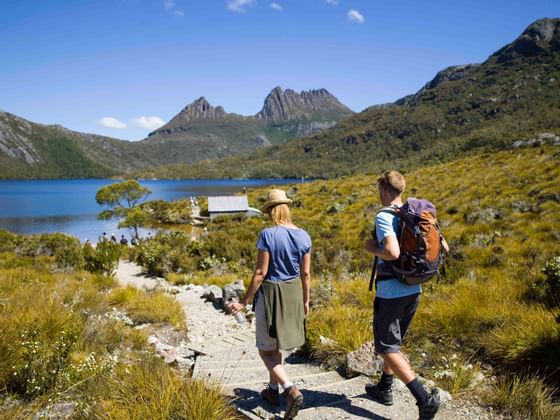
[167,97,228,127]
[256,87,352,122]
[492,17,560,62]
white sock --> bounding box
[269,383,279,390]
[282,381,293,390]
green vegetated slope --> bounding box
[0,232,237,419]
[293,144,560,395]
[0,88,352,179]
[131,18,560,179]
[0,112,153,179]
[136,144,560,405]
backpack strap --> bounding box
[368,206,400,292]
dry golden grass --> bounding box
[92,357,238,420]
[108,286,186,330]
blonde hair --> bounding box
[269,203,292,225]
[377,170,406,196]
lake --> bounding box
[0,179,301,242]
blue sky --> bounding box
[0,0,557,140]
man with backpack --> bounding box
[364,170,448,420]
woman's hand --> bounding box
[303,300,310,317]
[228,301,246,314]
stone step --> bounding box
[196,351,308,368]
[223,371,345,396]
[196,363,326,384]
[235,376,365,419]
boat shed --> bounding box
[207,195,261,219]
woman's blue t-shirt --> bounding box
[257,226,312,282]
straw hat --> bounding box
[261,189,292,213]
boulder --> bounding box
[346,340,384,377]
[202,285,223,303]
[223,280,245,313]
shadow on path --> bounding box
[234,388,389,419]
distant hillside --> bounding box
[132,18,560,179]
[138,88,353,165]
[0,87,352,179]
[0,112,153,179]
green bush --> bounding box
[83,241,121,276]
[543,256,560,304]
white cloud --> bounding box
[132,116,166,130]
[227,0,255,13]
[347,9,364,24]
[99,117,128,129]
[325,0,339,5]
[270,2,282,11]
[164,0,184,16]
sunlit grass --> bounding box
[108,286,186,330]
[489,374,560,420]
[91,357,238,420]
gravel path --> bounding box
[115,260,501,419]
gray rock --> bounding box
[464,208,502,224]
[437,388,453,404]
[223,280,245,312]
[202,285,223,303]
[33,402,76,419]
[346,340,384,377]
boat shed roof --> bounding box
[208,195,249,213]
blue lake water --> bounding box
[0,179,301,242]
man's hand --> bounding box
[365,239,378,254]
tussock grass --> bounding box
[485,307,560,372]
[91,357,238,420]
[108,286,185,329]
[306,301,371,368]
[490,375,560,420]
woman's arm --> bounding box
[300,253,311,316]
[228,249,269,314]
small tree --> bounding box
[96,180,151,239]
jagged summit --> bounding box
[172,97,228,123]
[256,87,352,123]
[492,17,560,62]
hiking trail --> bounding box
[115,260,499,419]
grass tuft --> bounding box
[108,286,186,330]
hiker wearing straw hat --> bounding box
[228,188,311,419]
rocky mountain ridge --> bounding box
[131,17,560,179]
[149,87,352,137]
[256,87,352,123]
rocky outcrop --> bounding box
[150,97,231,136]
[256,87,352,123]
[492,18,560,62]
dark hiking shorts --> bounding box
[373,293,420,354]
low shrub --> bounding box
[83,241,121,276]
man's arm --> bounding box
[365,234,400,260]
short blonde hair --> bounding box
[269,203,292,225]
[377,170,406,196]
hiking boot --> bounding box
[260,386,280,406]
[283,385,303,419]
[365,383,393,406]
[418,388,441,420]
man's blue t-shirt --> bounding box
[257,226,312,282]
[375,209,421,298]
